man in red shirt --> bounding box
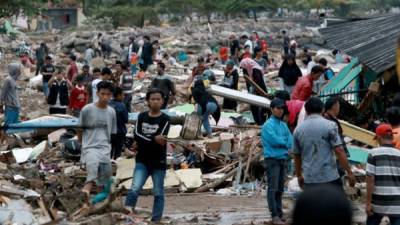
[67,54,78,82]
[291,65,324,101]
[69,75,88,117]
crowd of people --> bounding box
[0,29,399,225]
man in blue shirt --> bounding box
[109,87,128,160]
[261,98,293,225]
[292,97,355,190]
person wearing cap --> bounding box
[41,56,55,97]
[366,123,400,225]
[91,67,112,103]
[292,97,355,190]
[220,60,239,110]
[261,98,292,225]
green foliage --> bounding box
[2,0,400,27]
[0,0,47,17]
[94,5,160,27]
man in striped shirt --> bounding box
[366,123,400,225]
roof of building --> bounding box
[319,13,400,74]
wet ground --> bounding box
[134,193,368,225]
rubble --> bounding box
[0,17,376,224]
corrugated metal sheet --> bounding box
[319,14,400,74]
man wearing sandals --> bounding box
[78,81,117,203]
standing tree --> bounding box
[224,0,277,22]
[0,0,47,17]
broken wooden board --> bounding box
[319,58,359,94]
[339,120,377,147]
[208,85,271,109]
[119,169,181,190]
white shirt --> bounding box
[91,78,101,103]
[245,40,254,54]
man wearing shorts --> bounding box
[78,81,116,202]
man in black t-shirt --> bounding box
[125,88,170,222]
[41,56,55,97]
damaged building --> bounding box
[318,13,400,118]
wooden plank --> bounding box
[339,120,377,147]
[243,74,269,97]
[320,58,359,94]
[208,85,271,109]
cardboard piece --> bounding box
[116,158,135,181]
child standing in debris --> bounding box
[79,81,117,202]
[47,67,73,114]
[125,88,170,222]
[69,75,89,118]
[109,87,128,160]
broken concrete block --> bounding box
[175,168,203,189]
